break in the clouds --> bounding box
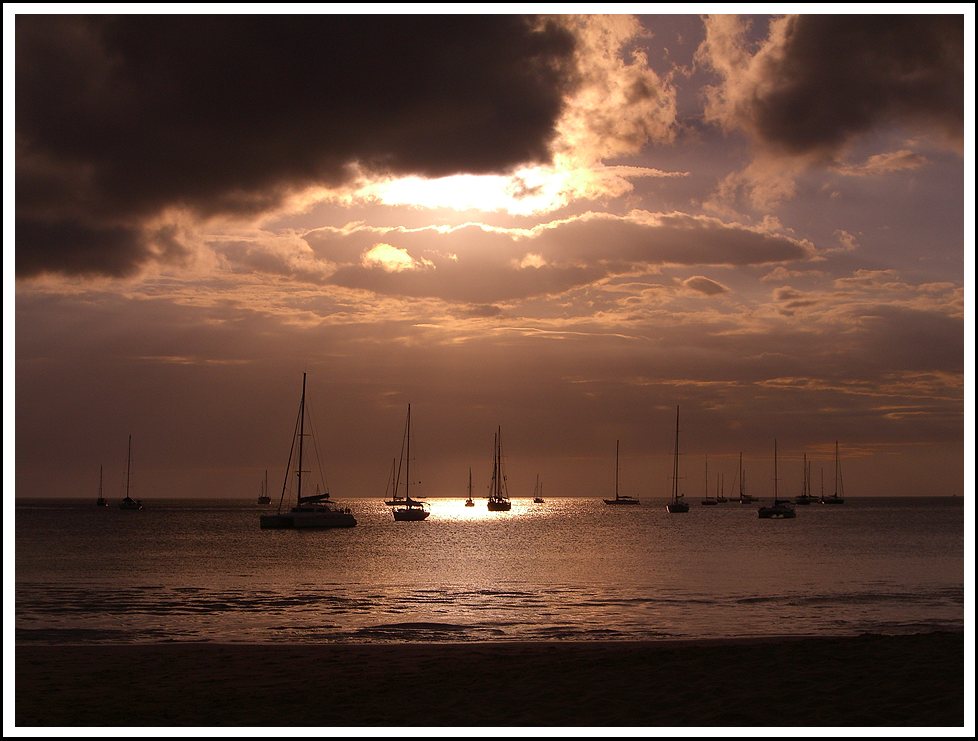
[16,15,579,277]
[698,14,964,157]
[289,211,812,303]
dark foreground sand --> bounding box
[15,632,964,727]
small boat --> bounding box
[257,469,271,505]
[383,457,404,507]
[700,455,717,505]
[118,435,143,510]
[604,440,639,505]
[390,404,430,522]
[820,441,846,504]
[259,373,356,529]
[487,427,512,511]
[758,440,796,519]
[715,472,728,503]
[465,467,475,506]
[666,406,689,513]
[794,453,816,504]
[96,464,108,507]
[532,474,544,503]
[737,453,755,503]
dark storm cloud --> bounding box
[16,14,578,276]
[746,15,963,155]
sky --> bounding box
[7,6,974,503]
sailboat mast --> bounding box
[834,440,840,497]
[99,464,103,498]
[126,434,132,499]
[704,454,709,498]
[672,406,680,503]
[615,440,620,500]
[468,467,472,500]
[405,404,411,501]
[738,452,744,497]
[297,372,306,502]
[496,426,502,499]
[773,439,779,503]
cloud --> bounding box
[698,15,964,157]
[682,276,728,296]
[294,211,812,302]
[832,149,930,177]
[361,244,434,273]
[696,14,962,211]
[16,15,579,276]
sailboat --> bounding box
[96,465,108,507]
[118,435,143,510]
[604,440,639,505]
[259,373,357,529]
[532,474,545,503]
[820,441,846,504]
[383,457,404,506]
[737,452,755,503]
[465,467,475,506]
[715,472,728,503]
[487,427,512,511]
[257,469,271,504]
[758,439,796,519]
[390,404,430,521]
[666,406,689,513]
[700,455,717,505]
[794,453,816,504]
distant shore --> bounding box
[15,632,964,728]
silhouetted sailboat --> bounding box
[532,474,545,503]
[820,441,846,504]
[666,406,689,513]
[604,440,639,505]
[737,452,755,503]
[257,469,271,504]
[715,472,728,503]
[96,465,108,507]
[118,435,143,510]
[795,453,815,504]
[383,457,403,506]
[259,373,356,529]
[465,467,475,506]
[758,439,796,519]
[487,427,512,511]
[700,455,717,505]
[391,404,430,521]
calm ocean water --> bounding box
[15,497,964,645]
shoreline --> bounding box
[14,631,965,728]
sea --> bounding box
[14,496,965,646]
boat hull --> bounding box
[666,502,689,513]
[260,510,357,529]
[603,498,639,505]
[758,505,796,519]
[487,500,511,511]
[392,509,430,521]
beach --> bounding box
[14,632,964,728]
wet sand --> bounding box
[14,632,965,728]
